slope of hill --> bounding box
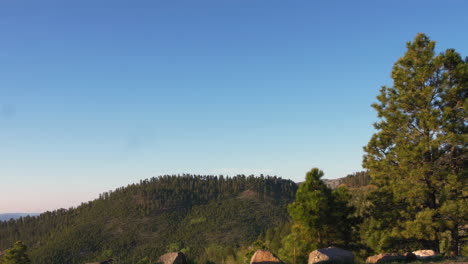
[323,171,371,189]
[0,174,297,264]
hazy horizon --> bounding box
[2,0,468,213]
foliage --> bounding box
[261,222,291,255]
[0,175,297,264]
[363,33,468,255]
[0,241,31,264]
[340,171,372,189]
[280,168,356,264]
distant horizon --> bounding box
[0,213,41,222]
[2,0,467,213]
[0,213,40,215]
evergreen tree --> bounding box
[279,224,311,264]
[363,33,467,255]
[1,241,31,264]
[281,168,355,263]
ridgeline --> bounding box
[0,175,297,264]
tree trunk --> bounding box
[449,227,460,256]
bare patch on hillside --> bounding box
[238,189,258,200]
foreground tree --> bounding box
[280,168,355,264]
[363,33,467,255]
[1,241,31,264]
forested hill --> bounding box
[323,171,371,189]
[0,175,297,264]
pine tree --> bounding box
[1,241,31,264]
[280,168,355,263]
[363,33,467,255]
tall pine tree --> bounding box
[280,168,355,264]
[363,33,467,255]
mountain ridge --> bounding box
[0,174,297,264]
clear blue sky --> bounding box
[1,0,467,213]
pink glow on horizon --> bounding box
[0,187,101,214]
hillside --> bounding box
[0,175,297,264]
[323,171,371,189]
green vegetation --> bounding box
[340,172,372,189]
[279,168,356,264]
[244,33,467,263]
[0,241,31,264]
[0,175,297,264]
[363,33,467,255]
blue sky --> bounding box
[1,0,467,213]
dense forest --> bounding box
[0,175,298,264]
[0,172,375,264]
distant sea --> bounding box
[0,213,40,221]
